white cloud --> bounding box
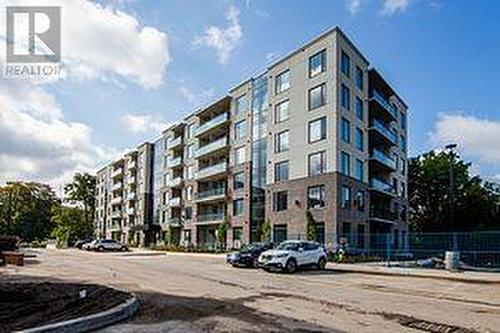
[346,0,365,14]
[381,0,410,15]
[0,0,170,89]
[121,114,170,134]
[429,113,500,165]
[194,6,242,65]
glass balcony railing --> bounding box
[369,178,396,196]
[111,196,122,205]
[112,182,123,191]
[370,148,397,170]
[168,217,182,226]
[111,211,122,219]
[196,136,228,158]
[112,168,123,178]
[196,213,226,223]
[168,136,182,149]
[168,156,182,168]
[196,112,229,136]
[167,177,182,187]
[169,197,181,207]
[195,187,226,201]
[195,162,227,180]
[370,119,398,145]
[370,89,397,119]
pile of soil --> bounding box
[0,281,132,332]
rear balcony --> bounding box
[369,178,396,197]
[369,148,396,171]
[195,212,226,225]
[195,112,229,137]
[168,156,182,168]
[369,89,397,121]
[195,162,228,180]
[195,187,226,203]
[195,136,229,159]
[369,119,398,146]
[169,196,181,207]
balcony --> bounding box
[195,112,229,136]
[167,177,182,188]
[112,182,123,191]
[127,176,136,185]
[195,187,226,202]
[127,207,135,215]
[111,196,122,205]
[196,136,229,158]
[169,196,181,207]
[109,222,121,231]
[127,192,136,200]
[168,156,182,168]
[168,136,182,149]
[370,148,396,171]
[369,119,398,145]
[128,160,136,169]
[112,168,123,178]
[111,210,122,219]
[167,217,182,227]
[370,89,397,120]
[196,212,226,224]
[369,178,396,196]
[369,207,397,223]
[195,162,228,180]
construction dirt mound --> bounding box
[0,281,132,333]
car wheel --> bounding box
[98,246,104,252]
[317,257,326,270]
[120,246,127,252]
[285,258,297,274]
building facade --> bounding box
[94,27,409,250]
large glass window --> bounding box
[341,50,350,77]
[308,117,326,143]
[235,146,246,165]
[307,185,325,209]
[273,191,288,211]
[275,130,290,153]
[233,172,244,190]
[274,160,289,182]
[235,94,247,116]
[234,120,246,140]
[308,83,326,110]
[401,112,407,130]
[341,84,350,110]
[341,185,351,209]
[275,99,290,123]
[275,70,290,94]
[355,159,364,181]
[341,118,350,143]
[400,135,407,151]
[341,152,350,176]
[355,66,363,91]
[309,49,326,78]
[308,151,326,176]
[355,128,364,151]
[233,198,244,216]
[355,97,363,121]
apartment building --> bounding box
[94,27,408,250]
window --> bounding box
[341,84,350,110]
[275,130,290,153]
[307,185,325,208]
[400,112,407,130]
[308,83,326,110]
[183,229,192,242]
[393,178,398,195]
[273,191,288,211]
[355,128,364,151]
[186,144,194,159]
[274,161,289,182]
[341,152,350,176]
[401,182,406,199]
[273,224,287,244]
[355,97,363,121]
[400,135,407,151]
[186,165,195,179]
[357,224,365,249]
[275,100,290,123]
[355,159,364,181]
[308,117,326,143]
[234,120,246,140]
[233,227,243,242]
[308,151,326,176]
[233,199,244,216]
[341,50,350,77]
[275,70,290,94]
[401,158,406,176]
[185,207,193,220]
[233,172,244,190]
[341,118,350,143]
[309,49,326,78]
[355,66,363,90]
[355,190,365,212]
[341,185,351,209]
[235,146,246,165]
[235,94,247,116]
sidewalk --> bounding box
[328,263,500,284]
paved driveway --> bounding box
[3,249,500,332]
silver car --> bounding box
[88,239,128,252]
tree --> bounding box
[409,151,500,232]
[64,173,96,228]
[51,206,93,246]
[260,218,271,242]
[306,210,317,241]
[216,215,231,249]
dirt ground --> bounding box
[0,279,131,332]
[1,249,499,332]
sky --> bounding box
[0,0,499,191]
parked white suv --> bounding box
[258,240,327,273]
[87,239,128,252]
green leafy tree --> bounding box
[409,151,500,232]
[216,215,231,249]
[260,218,271,242]
[51,206,93,247]
[64,173,96,228]
[306,210,317,241]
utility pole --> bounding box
[445,143,457,250]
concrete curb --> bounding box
[329,265,500,285]
[19,293,139,333]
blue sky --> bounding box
[1,0,499,187]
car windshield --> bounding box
[240,243,264,253]
[277,242,300,251]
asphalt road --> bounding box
[3,249,500,332]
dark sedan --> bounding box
[226,242,273,268]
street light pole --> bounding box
[445,143,457,250]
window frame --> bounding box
[234,119,247,140]
[341,84,350,110]
[309,49,326,78]
[233,198,244,216]
[307,184,326,209]
[308,116,327,143]
[275,69,290,94]
[273,190,288,212]
[341,50,351,77]
[308,83,326,110]
[275,130,290,153]
[341,117,351,143]
[233,172,244,190]
[341,151,351,176]
[308,150,326,176]
[274,160,289,182]
[274,99,290,124]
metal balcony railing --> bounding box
[196,136,228,158]
[370,89,397,119]
[196,112,229,136]
[370,119,398,145]
[370,148,397,170]
[369,178,396,196]
[168,136,182,149]
[168,156,182,168]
